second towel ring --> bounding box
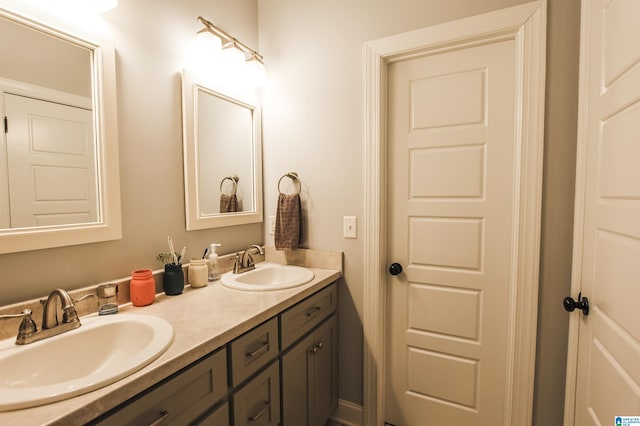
[220,175,239,195]
[278,172,301,195]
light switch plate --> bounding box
[343,216,357,239]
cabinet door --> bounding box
[281,332,314,425]
[281,314,338,426]
[232,361,280,426]
[310,315,338,426]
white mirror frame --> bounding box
[0,8,121,254]
[181,71,263,230]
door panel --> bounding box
[4,93,95,227]
[386,39,516,425]
[571,0,640,423]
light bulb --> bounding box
[222,43,247,73]
[195,31,222,56]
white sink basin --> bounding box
[221,262,314,291]
[0,313,174,411]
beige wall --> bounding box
[0,0,262,305]
[258,0,580,422]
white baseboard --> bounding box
[331,399,364,426]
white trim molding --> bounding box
[331,399,364,426]
[363,1,547,424]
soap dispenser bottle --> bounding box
[208,243,222,281]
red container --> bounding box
[130,269,156,307]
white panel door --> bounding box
[386,38,518,424]
[568,0,640,423]
[4,93,96,227]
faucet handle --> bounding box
[0,309,38,344]
[17,309,37,337]
[73,293,96,305]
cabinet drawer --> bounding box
[93,348,228,426]
[230,317,279,386]
[280,283,337,350]
[196,401,230,426]
[232,361,280,426]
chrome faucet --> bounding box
[42,288,80,329]
[0,289,91,345]
[233,245,264,274]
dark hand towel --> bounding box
[220,194,238,213]
[275,193,301,250]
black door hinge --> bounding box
[3,116,7,133]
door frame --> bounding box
[363,2,547,424]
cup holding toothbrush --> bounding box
[163,263,184,295]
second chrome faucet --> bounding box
[233,245,264,274]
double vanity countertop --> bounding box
[0,248,342,426]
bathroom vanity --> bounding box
[0,255,341,426]
[93,283,337,426]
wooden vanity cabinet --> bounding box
[91,281,337,426]
[91,347,228,426]
[280,284,338,426]
[229,317,279,387]
[231,361,280,426]
[195,401,230,425]
[228,317,281,426]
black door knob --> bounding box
[563,293,589,316]
[389,263,403,276]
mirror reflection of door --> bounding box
[4,93,96,228]
[0,12,96,230]
[196,87,255,215]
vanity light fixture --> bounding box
[197,16,267,87]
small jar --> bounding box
[163,264,184,296]
[130,269,155,307]
[188,259,208,288]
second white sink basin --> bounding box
[221,262,314,291]
[0,313,174,411]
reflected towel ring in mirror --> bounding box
[220,175,239,195]
[278,172,301,195]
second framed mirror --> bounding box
[181,71,263,230]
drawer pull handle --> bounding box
[248,401,270,421]
[305,306,322,317]
[149,410,169,426]
[310,341,324,354]
[246,341,269,358]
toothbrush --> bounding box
[179,247,186,265]
[168,236,177,265]
[202,247,209,259]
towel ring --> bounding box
[278,172,301,195]
[220,175,239,195]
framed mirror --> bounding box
[0,8,121,254]
[181,71,263,230]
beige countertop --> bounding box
[0,251,341,426]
